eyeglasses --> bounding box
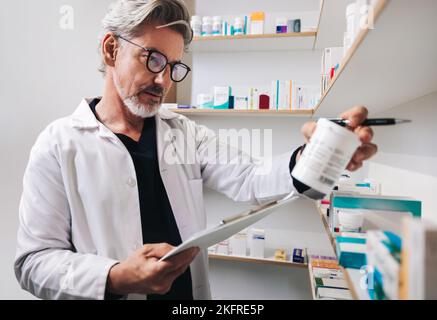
[117,35,191,83]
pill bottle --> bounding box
[202,16,213,36]
[212,16,223,36]
[190,15,202,37]
[250,12,265,35]
[291,118,360,198]
[346,3,357,41]
[233,17,244,35]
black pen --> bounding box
[328,118,412,127]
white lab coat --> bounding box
[15,98,300,300]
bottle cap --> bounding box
[251,12,265,21]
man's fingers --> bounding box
[347,143,378,171]
[159,247,199,274]
[353,143,378,162]
[346,159,363,172]
[167,247,199,266]
[166,263,190,283]
[354,125,374,144]
[340,106,368,128]
[301,121,317,143]
[143,243,174,258]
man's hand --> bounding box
[106,243,199,296]
[300,106,378,171]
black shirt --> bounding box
[89,99,193,300]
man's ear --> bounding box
[102,33,119,69]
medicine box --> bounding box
[274,249,287,261]
[213,86,231,109]
[317,287,352,300]
[315,278,348,290]
[329,192,422,233]
[292,248,306,263]
[336,236,367,269]
[230,232,247,256]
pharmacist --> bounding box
[14,0,377,300]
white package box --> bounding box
[230,232,247,256]
[317,287,352,300]
[249,228,265,258]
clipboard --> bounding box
[160,193,299,261]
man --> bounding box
[15,0,377,300]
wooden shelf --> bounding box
[169,109,314,117]
[315,204,337,255]
[190,32,317,52]
[208,253,308,269]
[314,0,437,117]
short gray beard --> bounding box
[123,95,160,118]
[114,77,161,119]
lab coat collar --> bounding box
[70,98,100,130]
[70,97,179,131]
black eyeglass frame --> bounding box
[116,35,191,83]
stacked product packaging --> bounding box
[308,255,352,300]
[195,83,320,111]
[321,47,344,95]
[318,176,430,300]
[191,11,306,38]
[208,228,308,266]
[320,0,379,95]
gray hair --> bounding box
[99,0,192,75]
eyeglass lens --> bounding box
[147,51,189,82]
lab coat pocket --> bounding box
[188,179,206,230]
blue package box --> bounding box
[336,236,367,269]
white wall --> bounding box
[368,91,437,223]
[0,0,110,299]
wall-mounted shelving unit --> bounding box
[314,0,437,117]
[181,0,437,118]
[190,32,317,52]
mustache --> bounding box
[138,85,165,97]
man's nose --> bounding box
[154,65,172,87]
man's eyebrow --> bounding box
[140,46,182,63]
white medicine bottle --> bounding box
[212,16,223,36]
[233,17,244,35]
[191,15,202,37]
[202,16,213,36]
